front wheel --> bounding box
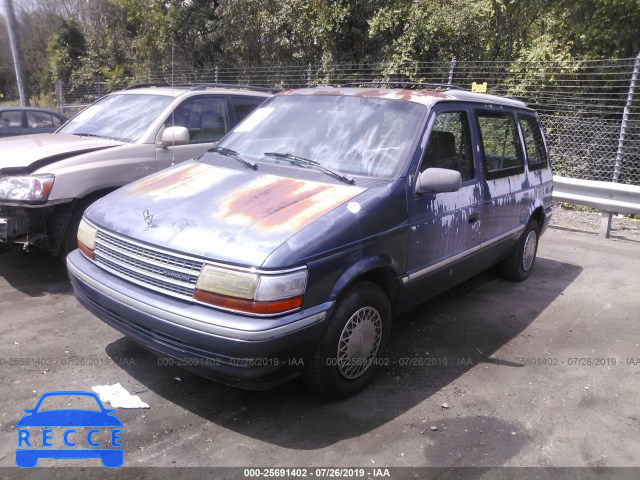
[59,195,102,259]
[303,281,392,399]
[499,218,540,281]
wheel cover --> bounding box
[336,306,383,379]
[522,230,538,271]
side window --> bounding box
[231,97,265,123]
[420,111,474,181]
[166,97,228,143]
[26,111,54,128]
[52,115,64,127]
[476,111,524,179]
[519,115,547,170]
[0,110,22,128]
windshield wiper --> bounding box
[264,152,355,185]
[71,132,127,142]
[72,132,103,138]
[209,146,258,170]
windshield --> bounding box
[216,94,427,179]
[59,94,174,142]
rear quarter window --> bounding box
[519,115,548,170]
[476,111,524,180]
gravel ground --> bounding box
[550,202,640,240]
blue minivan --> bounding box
[67,86,553,398]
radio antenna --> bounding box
[170,38,176,166]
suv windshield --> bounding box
[216,94,426,179]
[59,94,174,142]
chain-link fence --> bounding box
[58,58,640,186]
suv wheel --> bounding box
[59,196,100,259]
[303,281,391,399]
[500,218,540,282]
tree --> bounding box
[47,17,86,85]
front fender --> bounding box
[328,255,401,303]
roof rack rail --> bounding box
[341,81,467,91]
[189,83,281,94]
[122,83,280,93]
[123,83,173,90]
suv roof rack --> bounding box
[123,83,175,90]
[341,81,468,91]
[122,83,279,93]
[189,83,281,94]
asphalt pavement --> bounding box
[0,226,638,470]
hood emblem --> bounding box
[143,209,154,230]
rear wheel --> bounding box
[499,218,540,281]
[303,281,392,399]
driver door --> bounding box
[403,106,484,303]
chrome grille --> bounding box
[94,230,204,299]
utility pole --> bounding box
[3,0,29,106]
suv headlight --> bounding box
[0,175,55,202]
[194,264,307,315]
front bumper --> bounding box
[0,214,29,242]
[0,204,57,249]
[67,250,332,390]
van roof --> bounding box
[279,87,529,109]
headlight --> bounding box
[0,175,55,202]
[194,265,307,315]
[77,218,97,260]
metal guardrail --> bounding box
[552,175,640,237]
[552,176,640,214]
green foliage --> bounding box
[47,18,86,85]
[2,0,640,102]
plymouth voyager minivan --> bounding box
[67,86,553,398]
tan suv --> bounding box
[0,84,271,256]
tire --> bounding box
[59,207,84,260]
[499,218,540,282]
[59,196,101,259]
[303,281,392,399]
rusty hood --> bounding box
[86,161,366,267]
[0,133,123,173]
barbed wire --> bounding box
[55,58,640,186]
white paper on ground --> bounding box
[92,383,150,409]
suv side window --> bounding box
[420,111,474,181]
[231,97,266,123]
[519,115,548,170]
[166,97,228,143]
[476,111,524,179]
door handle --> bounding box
[468,214,479,224]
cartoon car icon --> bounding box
[15,391,123,468]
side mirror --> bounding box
[161,126,190,147]
[416,168,462,194]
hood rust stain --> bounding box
[130,162,210,196]
[220,176,362,233]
